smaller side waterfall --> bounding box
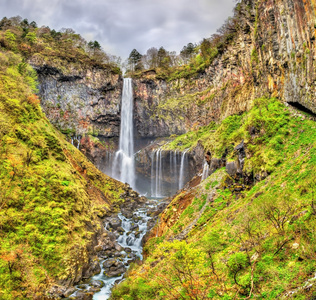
[179,149,189,190]
[151,148,164,198]
[151,149,190,197]
[71,135,81,149]
[202,160,210,181]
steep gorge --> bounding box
[0,0,316,299]
[109,0,316,299]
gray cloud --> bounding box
[1,0,235,59]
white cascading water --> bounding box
[71,135,81,149]
[179,149,189,190]
[202,160,210,180]
[112,78,135,189]
[151,148,163,198]
[90,200,158,300]
[151,149,190,197]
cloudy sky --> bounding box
[1,0,236,59]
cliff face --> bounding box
[133,0,316,137]
[28,0,315,140]
[32,61,123,138]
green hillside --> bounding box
[0,50,125,299]
[111,98,316,299]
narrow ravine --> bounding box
[66,78,196,299]
[92,198,160,299]
[67,197,166,300]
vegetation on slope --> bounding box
[0,50,125,299]
[0,16,121,74]
[111,98,316,299]
[126,0,249,81]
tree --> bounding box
[155,241,209,299]
[51,29,62,40]
[0,17,11,30]
[29,21,37,28]
[20,18,29,28]
[200,38,211,58]
[157,46,167,67]
[144,47,158,69]
[37,26,51,37]
[128,49,143,72]
[9,16,22,27]
[4,30,17,50]
[25,32,37,45]
[60,27,75,35]
[88,40,101,50]
[180,42,196,63]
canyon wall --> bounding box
[31,58,123,138]
[133,0,316,137]
[31,0,315,143]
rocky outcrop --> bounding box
[133,79,186,137]
[31,60,123,138]
[27,0,315,142]
[133,0,316,137]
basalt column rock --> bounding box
[133,78,186,137]
[132,0,316,136]
[31,62,123,138]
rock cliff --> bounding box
[133,0,316,137]
[31,59,123,138]
[29,0,315,142]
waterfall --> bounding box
[158,149,163,196]
[150,151,155,197]
[151,148,164,198]
[103,151,114,177]
[112,78,135,189]
[171,150,179,192]
[155,149,159,197]
[202,160,210,180]
[174,150,178,189]
[179,149,189,190]
[71,135,81,149]
[151,148,191,197]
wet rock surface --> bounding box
[63,195,168,300]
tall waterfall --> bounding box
[112,78,135,189]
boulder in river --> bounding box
[69,290,93,300]
[103,259,126,277]
[89,280,105,288]
[107,217,122,230]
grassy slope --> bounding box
[111,98,316,299]
[0,50,125,299]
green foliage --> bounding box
[4,30,17,51]
[0,16,121,75]
[112,241,209,300]
[227,252,250,284]
[251,47,259,63]
[131,1,242,81]
[25,32,37,45]
[112,97,316,299]
[128,48,143,72]
[0,50,125,298]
